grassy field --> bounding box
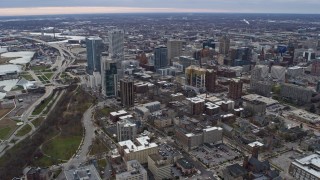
[98,159,107,170]
[11,85,24,91]
[16,124,32,137]
[42,136,82,160]
[44,73,54,80]
[20,73,34,81]
[0,108,12,118]
[32,94,54,115]
[30,65,49,71]
[0,127,12,140]
[0,85,95,178]
[60,72,70,79]
[100,107,111,116]
[89,138,108,156]
[94,107,113,121]
[0,118,17,140]
[32,117,44,128]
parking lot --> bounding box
[190,143,241,167]
[9,93,43,117]
[158,143,182,158]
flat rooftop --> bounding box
[290,109,320,124]
[248,141,264,147]
[203,126,223,132]
[242,94,278,106]
[110,110,127,116]
[64,164,101,180]
[187,97,205,103]
[87,37,102,41]
[292,151,320,178]
[118,136,158,154]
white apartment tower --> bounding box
[109,29,124,61]
[117,118,137,142]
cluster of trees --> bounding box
[0,85,94,178]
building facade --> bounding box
[117,118,137,142]
[289,151,320,180]
[109,29,124,61]
[86,37,103,75]
[219,35,230,55]
[154,46,168,70]
[118,136,158,164]
[312,60,320,76]
[185,65,206,89]
[116,160,148,180]
[101,57,118,97]
[280,83,313,105]
[205,69,217,93]
[120,78,134,107]
[148,154,172,180]
[167,40,183,63]
[228,79,243,100]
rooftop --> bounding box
[226,163,248,177]
[110,110,127,116]
[64,164,101,180]
[87,37,102,41]
[290,109,320,124]
[242,94,278,106]
[292,151,320,178]
[187,97,205,103]
[116,160,147,179]
[203,126,223,132]
[118,136,158,154]
[248,141,264,147]
[149,154,172,167]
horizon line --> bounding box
[0,6,319,17]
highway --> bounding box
[0,36,76,157]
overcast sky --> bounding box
[0,0,319,16]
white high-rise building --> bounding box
[271,66,286,82]
[117,118,137,142]
[109,29,124,61]
[167,40,183,63]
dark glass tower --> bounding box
[86,37,103,75]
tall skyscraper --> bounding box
[120,78,134,107]
[167,40,183,63]
[205,69,216,93]
[286,43,295,65]
[108,29,124,61]
[219,35,230,55]
[154,46,168,70]
[101,56,118,97]
[228,79,243,100]
[86,37,103,75]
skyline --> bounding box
[0,0,320,16]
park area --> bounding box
[0,85,95,178]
